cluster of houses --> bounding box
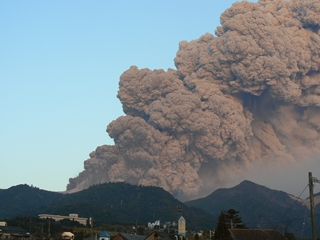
[0,221,30,240]
[60,227,288,240]
[0,213,288,240]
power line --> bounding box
[300,209,308,239]
[240,183,313,237]
[275,184,309,229]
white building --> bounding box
[178,216,186,237]
[62,232,74,240]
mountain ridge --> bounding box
[185,180,320,238]
[0,182,214,230]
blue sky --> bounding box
[1,1,249,192]
[2,0,319,198]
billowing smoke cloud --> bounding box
[67,0,320,200]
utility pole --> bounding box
[309,172,319,240]
[28,216,32,233]
[90,217,93,240]
[48,220,51,239]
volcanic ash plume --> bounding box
[67,0,320,199]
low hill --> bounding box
[0,182,214,230]
[0,184,63,218]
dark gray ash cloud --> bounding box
[67,0,320,200]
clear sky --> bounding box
[1,0,319,199]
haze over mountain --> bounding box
[66,0,320,201]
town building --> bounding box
[0,222,30,240]
[38,213,87,225]
[99,230,110,240]
[177,216,186,237]
[113,232,146,240]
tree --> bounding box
[223,209,246,229]
[214,211,231,240]
[284,232,296,240]
[194,233,200,240]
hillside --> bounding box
[185,180,319,238]
[0,184,63,218]
[0,182,214,230]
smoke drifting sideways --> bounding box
[67,0,320,200]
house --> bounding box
[145,231,177,240]
[229,229,287,240]
[112,232,145,240]
[99,230,111,240]
[0,224,30,240]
